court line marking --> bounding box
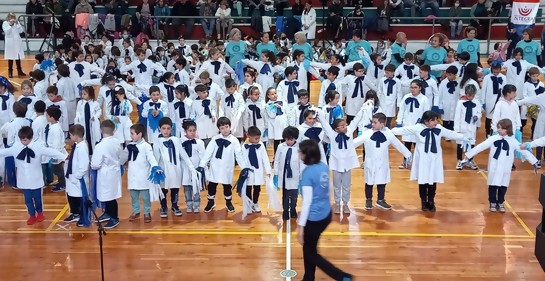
[45,204,69,232]
[477,169,536,238]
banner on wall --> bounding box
[511,0,540,35]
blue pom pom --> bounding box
[148,166,165,184]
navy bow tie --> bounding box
[211,61,221,75]
[447,80,458,94]
[298,104,310,124]
[335,133,350,149]
[247,104,262,126]
[225,94,235,108]
[106,89,115,97]
[201,99,212,118]
[285,80,299,104]
[19,97,32,105]
[260,63,271,75]
[138,62,147,73]
[45,124,50,144]
[165,84,175,102]
[352,76,365,98]
[163,139,177,165]
[0,95,9,110]
[65,143,76,177]
[512,60,522,75]
[370,131,387,148]
[149,101,161,109]
[74,63,84,77]
[174,101,186,118]
[405,97,420,113]
[420,128,441,153]
[463,101,476,124]
[491,76,503,96]
[374,63,384,79]
[182,139,196,157]
[384,78,396,96]
[16,146,35,163]
[325,82,336,95]
[493,139,510,160]
[420,79,429,95]
[125,49,130,56]
[215,138,231,159]
[245,143,261,169]
[127,144,139,161]
[404,64,414,78]
[284,147,293,178]
[304,127,322,142]
[460,64,466,77]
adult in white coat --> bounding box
[301,2,316,41]
[2,13,26,78]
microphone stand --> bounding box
[87,200,106,281]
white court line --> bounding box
[286,219,292,281]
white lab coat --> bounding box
[301,8,317,40]
[199,134,248,184]
[437,78,461,121]
[453,99,482,145]
[242,143,272,186]
[2,21,24,60]
[105,99,133,143]
[65,141,90,197]
[481,73,506,118]
[141,99,169,145]
[517,94,545,139]
[190,98,217,139]
[74,100,102,151]
[396,93,431,142]
[180,137,205,186]
[343,74,377,116]
[273,142,301,190]
[265,100,289,140]
[377,77,402,117]
[122,140,158,190]
[219,92,246,138]
[90,136,123,202]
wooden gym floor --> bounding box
[0,58,543,280]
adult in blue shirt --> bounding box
[292,31,313,61]
[225,28,247,69]
[421,34,447,78]
[457,26,482,67]
[516,28,541,66]
[390,32,407,68]
[345,29,373,62]
[256,32,279,56]
[297,140,353,281]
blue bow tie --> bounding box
[447,80,458,94]
[491,76,503,96]
[163,139,177,165]
[174,101,186,118]
[106,89,115,97]
[463,101,476,124]
[211,61,221,75]
[405,97,420,113]
[44,124,50,143]
[459,64,466,77]
[304,127,322,142]
[0,95,9,110]
[125,49,130,56]
[260,63,271,75]
[512,60,522,75]
[420,79,429,95]
[245,143,261,169]
[370,131,387,148]
[182,139,196,157]
[201,99,212,118]
[175,72,180,82]
[335,133,350,149]
[284,147,293,179]
[384,78,396,96]
[274,101,284,115]
[127,144,139,161]
[298,104,310,124]
[285,80,299,104]
[149,101,161,109]
[65,143,76,177]
[493,138,510,160]
[420,128,441,153]
[215,138,231,159]
[19,97,32,105]
[352,76,365,98]
[374,63,384,79]
[138,62,147,73]
[404,64,414,78]
[16,146,35,163]
[74,63,84,77]
[536,86,545,95]
[225,94,235,108]
[247,104,262,126]
[165,85,175,102]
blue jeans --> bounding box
[201,18,216,37]
[183,185,201,210]
[130,189,151,214]
[420,0,439,16]
[23,189,43,216]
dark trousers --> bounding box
[365,184,386,200]
[104,200,118,219]
[537,147,544,161]
[521,119,527,134]
[207,182,232,201]
[7,59,23,72]
[386,117,393,128]
[302,212,350,281]
[282,188,297,215]
[41,163,53,184]
[485,118,492,136]
[53,162,66,186]
[531,118,537,138]
[274,139,282,155]
[172,18,195,37]
[456,144,474,161]
[160,188,180,209]
[67,195,82,216]
[418,183,437,202]
[442,120,454,131]
[488,185,507,204]
[246,185,261,204]
[346,115,354,125]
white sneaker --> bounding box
[342,205,350,214]
[456,160,463,170]
[489,203,497,212]
[334,205,341,214]
[467,160,478,170]
[498,203,506,213]
[252,204,261,213]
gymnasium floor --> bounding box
[0,58,543,280]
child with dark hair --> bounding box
[191,84,217,146]
[265,88,289,154]
[45,106,67,192]
[318,66,343,108]
[219,78,245,139]
[273,126,301,220]
[377,64,402,128]
[243,86,267,141]
[392,111,467,212]
[45,85,69,134]
[241,126,271,214]
[0,76,17,135]
[343,62,376,125]
[75,86,102,155]
[454,84,481,170]
[172,85,192,138]
[436,65,461,131]
[180,120,206,213]
[142,85,169,145]
[105,87,133,145]
[482,64,506,137]
[18,80,38,119]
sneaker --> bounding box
[96,213,110,223]
[128,213,140,221]
[428,202,436,212]
[204,200,216,213]
[36,212,45,222]
[342,205,350,214]
[27,216,37,225]
[334,205,341,214]
[63,214,80,223]
[365,199,373,210]
[160,207,168,218]
[376,200,392,210]
[252,204,261,213]
[282,210,289,221]
[398,163,406,169]
[290,209,297,218]
[456,160,463,170]
[172,206,183,216]
[144,214,152,223]
[104,218,120,229]
[537,162,542,169]
[498,203,506,213]
[489,203,497,212]
[467,160,478,170]
[76,220,86,227]
[193,206,200,213]
[226,200,235,213]
[52,185,65,192]
[186,207,193,213]
[421,201,429,211]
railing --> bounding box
[12,13,539,56]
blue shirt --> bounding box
[300,162,331,222]
[292,42,313,61]
[346,40,373,62]
[225,40,247,69]
[516,40,540,65]
[390,42,406,67]
[422,46,447,78]
[457,39,480,64]
[256,42,279,55]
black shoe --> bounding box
[282,210,289,221]
[104,218,119,229]
[421,201,429,211]
[428,201,436,212]
[171,206,182,216]
[17,71,26,77]
[96,213,111,222]
[226,200,235,213]
[63,214,80,223]
[204,200,216,213]
[8,70,13,78]
[290,211,297,219]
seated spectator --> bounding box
[201,0,217,39]
[75,0,94,14]
[420,0,439,17]
[249,0,265,17]
[403,0,420,18]
[26,0,43,37]
[154,0,170,39]
[470,0,493,39]
[376,0,392,34]
[326,0,343,39]
[172,0,198,38]
[389,0,403,23]
[449,0,463,39]
[216,0,233,40]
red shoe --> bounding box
[36,213,45,222]
[27,216,37,225]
